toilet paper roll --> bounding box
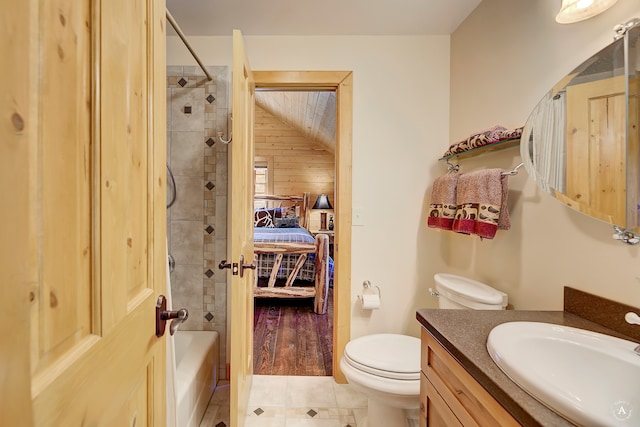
[360,293,380,310]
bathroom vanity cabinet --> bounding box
[417,288,640,426]
[419,328,520,427]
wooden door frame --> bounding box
[253,71,352,383]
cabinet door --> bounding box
[422,329,521,427]
[421,373,463,427]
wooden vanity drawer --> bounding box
[421,328,521,427]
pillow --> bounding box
[254,208,277,227]
[254,206,299,227]
[275,217,299,228]
[280,205,297,219]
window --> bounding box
[254,158,272,209]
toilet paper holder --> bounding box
[358,280,381,301]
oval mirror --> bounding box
[521,19,640,240]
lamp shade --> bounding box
[312,194,333,210]
[556,0,618,24]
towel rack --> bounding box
[445,158,460,173]
[501,162,524,176]
[445,160,524,176]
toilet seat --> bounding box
[343,334,420,380]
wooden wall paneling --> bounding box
[254,106,335,226]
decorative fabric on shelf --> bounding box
[443,126,523,158]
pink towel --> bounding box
[452,169,510,239]
[427,173,460,230]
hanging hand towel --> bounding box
[452,169,510,239]
[427,173,460,230]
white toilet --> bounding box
[340,274,507,427]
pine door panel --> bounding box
[1,0,168,425]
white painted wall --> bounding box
[449,1,640,310]
[167,35,451,339]
[167,0,640,346]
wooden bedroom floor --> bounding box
[253,285,333,376]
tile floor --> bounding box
[199,375,370,426]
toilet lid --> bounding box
[344,334,420,380]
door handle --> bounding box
[155,295,189,337]
[239,254,256,278]
[219,259,240,275]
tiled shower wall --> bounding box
[167,65,229,378]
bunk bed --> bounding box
[253,193,332,314]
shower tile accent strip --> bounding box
[167,65,229,379]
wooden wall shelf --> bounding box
[438,137,520,162]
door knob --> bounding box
[155,295,189,337]
[219,259,240,275]
[239,254,256,278]
[220,258,254,276]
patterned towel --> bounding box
[452,169,510,239]
[427,173,460,230]
[442,126,523,158]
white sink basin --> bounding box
[487,321,640,427]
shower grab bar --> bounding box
[166,9,213,82]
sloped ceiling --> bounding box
[255,91,336,154]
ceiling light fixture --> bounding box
[555,0,618,24]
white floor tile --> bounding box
[249,375,289,407]
[245,415,287,427]
[286,376,338,408]
[203,375,372,426]
[284,419,342,427]
[352,408,368,426]
[332,383,367,409]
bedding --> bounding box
[254,227,333,283]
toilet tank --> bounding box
[434,273,508,310]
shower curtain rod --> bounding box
[166,9,213,81]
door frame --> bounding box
[252,71,352,383]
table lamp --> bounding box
[312,194,333,230]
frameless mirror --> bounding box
[521,19,640,241]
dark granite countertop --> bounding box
[415,308,637,427]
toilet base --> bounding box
[362,399,418,427]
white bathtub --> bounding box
[174,331,219,427]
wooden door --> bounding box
[229,29,256,427]
[1,0,167,425]
[566,76,627,225]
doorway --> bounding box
[252,71,353,383]
[252,89,336,375]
